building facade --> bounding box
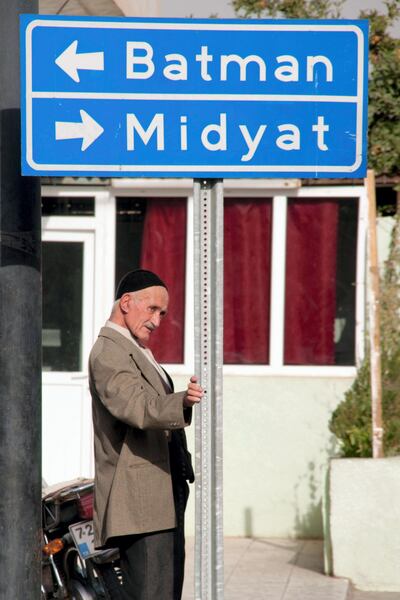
[38,0,396,538]
[41,176,391,538]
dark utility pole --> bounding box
[0,2,41,598]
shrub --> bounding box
[329,216,400,457]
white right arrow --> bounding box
[55,110,104,151]
[55,40,104,83]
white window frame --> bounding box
[110,180,195,375]
[111,178,367,378]
[42,228,95,371]
[262,184,366,377]
[41,185,116,365]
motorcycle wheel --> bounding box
[69,578,97,600]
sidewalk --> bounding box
[182,538,400,600]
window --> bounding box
[115,197,187,364]
[42,196,94,216]
[41,188,98,376]
[42,241,83,371]
[284,198,358,366]
[112,185,363,369]
[224,198,272,364]
[223,196,358,367]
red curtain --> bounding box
[224,198,272,364]
[284,199,339,365]
[140,198,186,363]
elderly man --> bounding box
[89,269,203,600]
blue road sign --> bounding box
[20,15,369,178]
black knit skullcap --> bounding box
[115,269,167,299]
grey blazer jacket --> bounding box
[89,326,191,548]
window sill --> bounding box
[166,364,357,378]
[223,365,357,377]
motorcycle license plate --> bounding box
[69,521,99,560]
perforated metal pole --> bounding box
[193,179,224,600]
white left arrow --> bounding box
[55,40,104,82]
[55,110,104,151]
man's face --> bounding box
[121,286,169,345]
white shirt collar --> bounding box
[106,320,140,346]
[105,320,171,389]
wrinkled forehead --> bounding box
[133,285,169,307]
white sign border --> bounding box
[23,18,366,176]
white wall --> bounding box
[174,374,353,538]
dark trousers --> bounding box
[117,479,189,600]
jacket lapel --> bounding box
[161,366,174,392]
[98,327,166,396]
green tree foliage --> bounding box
[232,0,344,18]
[329,360,373,457]
[366,2,400,176]
[329,216,400,457]
[231,0,400,177]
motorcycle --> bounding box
[41,478,122,599]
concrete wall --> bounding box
[327,457,400,591]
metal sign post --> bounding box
[194,179,224,600]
